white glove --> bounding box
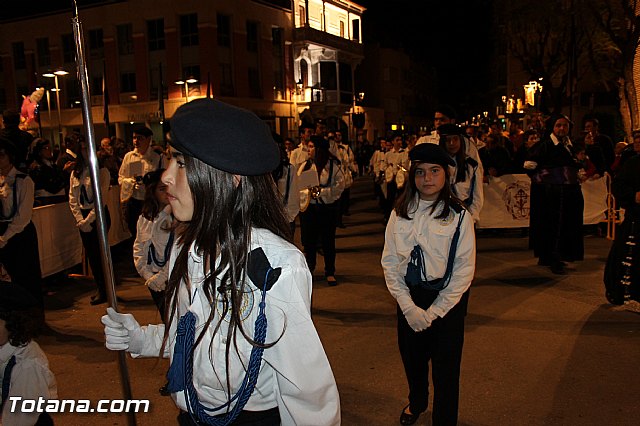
[101,307,143,352]
[146,274,166,292]
[77,219,93,233]
[523,160,538,170]
[402,304,434,332]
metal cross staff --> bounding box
[70,1,137,425]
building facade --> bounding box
[0,0,382,146]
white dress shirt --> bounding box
[0,167,34,243]
[381,198,476,319]
[126,228,341,425]
[0,340,58,426]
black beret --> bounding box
[170,99,279,176]
[437,123,464,136]
[434,104,457,120]
[410,143,455,168]
[0,282,39,311]
[133,126,153,137]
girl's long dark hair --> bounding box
[394,161,464,220]
[161,154,291,393]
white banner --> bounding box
[477,174,608,229]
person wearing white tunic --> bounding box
[382,143,475,426]
[102,99,339,425]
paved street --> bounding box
[38,176,639,425]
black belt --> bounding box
[177,407,280,426]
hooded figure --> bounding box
[526,113,584,274]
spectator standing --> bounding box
[513,129,540,174]
[55,133,80,195]
[583,118,615,174]
[525,114,584,275]
[28,138,67,205]
[97,137,121,185]
[118,126,163,238]
[479,133,513,179]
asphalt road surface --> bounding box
[37,176,639,425]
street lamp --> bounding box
[43,69,69,148]
[175,77,198,103]
[44,88,54,142]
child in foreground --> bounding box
[381,143,476,426]
[0,282,57,425]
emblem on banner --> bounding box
[502,181,530,220]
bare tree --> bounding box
[584,0,640,139]
[497,0,585,114]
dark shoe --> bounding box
[90,296,108,305]
[159,383,171,396]
[550,263,567,275]
[326,276,338,286]
[399,404,420,425]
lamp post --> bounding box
[175,77,198,103]
[43,69,69,148]
[45,89,54,142]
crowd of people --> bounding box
[1,98,639,425]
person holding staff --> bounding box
[382,143,475,426]
[102,99,340,425]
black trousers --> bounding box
[177,407,280,426]
[384,181,399,220]
[124,198,143,239]
[398,289,469,426]
[80,208,111,299]
[299,202,338,276]
[0,221,43,310]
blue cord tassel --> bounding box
[165,268,272,426]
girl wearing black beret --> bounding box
[382,143,475,425]
[102,99,340,425]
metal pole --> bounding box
[46,90,55,144]
[185,81,190,103]
[71,2,136,425]
[53,76,63,148]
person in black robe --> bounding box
[603,154,640,305]
[525,114,584,275]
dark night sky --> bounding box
[4,0,496,118]
[358,0,495,116]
